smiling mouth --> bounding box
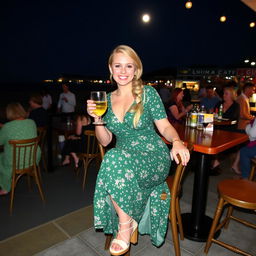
[118,76,128,80]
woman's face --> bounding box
[177,91,184,102]
[109,52,136,86]
[223,89,233,102]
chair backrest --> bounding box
[84,130,99,156]
[98,143,105,160]
[9,137,39,174]
[171,144,193,200]
[37,126,47,148]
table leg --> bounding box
[181,152,220,242]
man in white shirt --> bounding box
[42,89,52,110]
[57,84,76,113]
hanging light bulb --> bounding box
[249,22,255,28]
[185,1,192,9]
[220,16,227,22]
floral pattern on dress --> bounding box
[93,85,171,247]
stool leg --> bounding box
[124,250,130,256]
[176,198,184,240]
[249,164,256,181]
[224,206,233,229]
[104,234,113,250]
[170,202,181,256]
[204,197,225,254]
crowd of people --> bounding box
[0,83,84,195]
[161,80,255,178]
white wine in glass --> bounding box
[90,91,107,124]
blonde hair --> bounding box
[108,45,144,128]
[6,102,27,121]
[224,87,237,101]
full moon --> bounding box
[142,14,150,23]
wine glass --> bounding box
[90,91,107,124]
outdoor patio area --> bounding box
[0,155,255,256]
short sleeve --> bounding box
[145,86,167,121]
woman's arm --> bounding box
[169,105,186,120]
[87,100,113,146]
[155,118,190,165]
[76,117,83,135]
[240,99,254,120]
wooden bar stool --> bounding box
[204,179,256,256]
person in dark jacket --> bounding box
[28,93,48,127]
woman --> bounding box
[167,88,192,124]
[87,45,190,255]
[0,103,40,195]
[217,87,240,126]
[61,111,93,168]
[211,87,240,175]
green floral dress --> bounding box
[94,85,171,247]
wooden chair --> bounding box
[249,157,256,181]
[9,137,45,214]
[104,144,193,256]
[76,130,102,190]
[204,179,256,256]
[37,126,48,172]
[166,144,193,256]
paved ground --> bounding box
[0,155,255,256]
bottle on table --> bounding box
[218,104,223,119]
[185,111,191,126]
[190,105,198,128]
[197,105,205,130]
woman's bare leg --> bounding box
[62,155,70,165]
[212,158,220,168]
[110,198,134,251]
[70,152,79,167]
[231,151,241,174]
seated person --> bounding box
[231,82,255,174]
[61,111,94,168]
[0,103,41,195]
[200,85,221,112]
[240,118,256,179]
[182,83,191,105]
[167,88,192,124]
[215,87,240,130]
[28,93,48,127]
[236,82,255,131]
[210,87,240,175]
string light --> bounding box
[182,3,254,29]
[249,22,255,28]
[220,16,227,22]
[185,1,192,9]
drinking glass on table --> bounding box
[90,91,107,124]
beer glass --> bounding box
[90,91,107,124]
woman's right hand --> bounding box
[186,104,193,112]
[87,100,100,121]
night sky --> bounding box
[2,0,256,83]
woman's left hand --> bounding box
[171,141,190,166]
